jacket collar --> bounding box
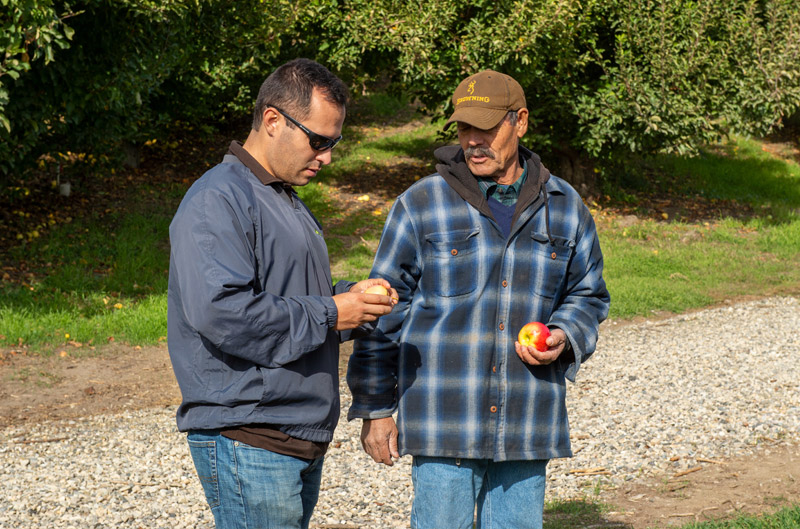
[433,144,551,229]
[227,140,285,187]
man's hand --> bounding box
[514,327,567,366]
[360,417,399,466]
[332,279,396,331]
[351,278,399,302]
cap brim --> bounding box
[443,107,508,131]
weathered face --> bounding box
[263,88,346,187]
[457,109,528,185]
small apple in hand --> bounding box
[518,322,551,352]
[364,285,389,296]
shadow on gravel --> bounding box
[544,499,630,529]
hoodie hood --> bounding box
[433,144,552,237]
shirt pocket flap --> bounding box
[426,228,481,257]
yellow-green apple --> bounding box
[364,285,389,296]
[518,322,551,351]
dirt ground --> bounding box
[1,343,798,528]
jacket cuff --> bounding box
[322,296,338,328]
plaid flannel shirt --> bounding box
[347,147,609,461]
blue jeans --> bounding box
[187,430,324,529]
[410,456,548,529]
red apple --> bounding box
[364,285,389,296]
[518,322,551,352]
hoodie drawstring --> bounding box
[543,186,554,246]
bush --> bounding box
[2,0,799,184]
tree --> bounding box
[2,0,799,186]
[315,0,800,181]
[0,0,304,178]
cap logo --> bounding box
[456,77,491,105]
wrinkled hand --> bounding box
[514,327,567,366]
[332,279,396,331]
[360,417,399,466]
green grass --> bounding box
[540,502,800,528]
[0,207,171,351]
[1,96,799,349]
[669,505,800,529]
[601,136,800,319]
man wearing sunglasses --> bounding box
[167,58,397,529]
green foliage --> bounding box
[576,0,800,157]
[0,0,302,177]
[316,0,800,159]
[3,0,800,181]
[0,0,74,165]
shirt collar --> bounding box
[477,159,528,202]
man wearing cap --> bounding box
[346,70,609,528]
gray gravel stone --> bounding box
[1,296,798,528]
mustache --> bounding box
[464,146,495,159]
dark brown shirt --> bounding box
[221,426,328,460]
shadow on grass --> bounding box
[600,139,800,225]
[544,499,631,529]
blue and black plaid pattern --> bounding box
[347,173,609,461]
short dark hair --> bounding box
[252,58,348,130]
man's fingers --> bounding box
[515,341,549,365]
[361,295,395,313]
[364,442,393,466]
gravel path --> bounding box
[1,296,798,529]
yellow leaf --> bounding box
[114,303,123,309]
[357,195,370,201]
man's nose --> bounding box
[465,130,484,146]
[316,149,333,166]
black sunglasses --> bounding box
[272,107,342,152]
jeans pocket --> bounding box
[188,438,220,509]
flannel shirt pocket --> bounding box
[424,228,481,297]
[530,232,574,300]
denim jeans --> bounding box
[187,430,324,529]
[410,456,548,529]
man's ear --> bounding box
[516,107,529,138]
[261,107,281,137]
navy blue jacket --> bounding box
[168,147,357,442]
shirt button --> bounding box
[502,280,508,287]
[490,406,498,413]
[499,323,505,331]
[451,249,458,256]
[551,252,557,259]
